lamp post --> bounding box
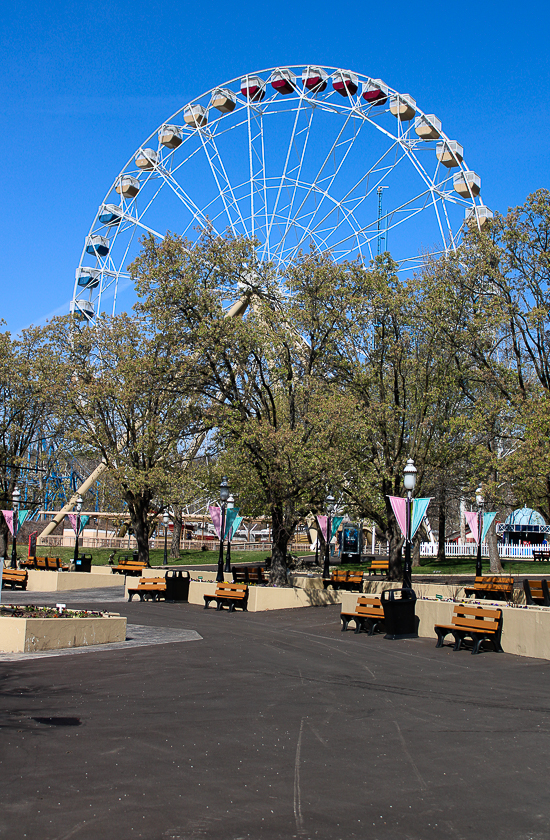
[216,477,230,583]
[224,494,234,573]
[475,486,484,577]
[403,458,417,591]
[323,492,335,579]
[163,511,170,566]
[73,494,83,569]
[10,486,20,569]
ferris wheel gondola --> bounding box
[71,64,492,323]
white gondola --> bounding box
[76,267,100,288]
[159,125,183,148]
[211,88,236,113]
[184,104,208,128]
[271,68,296,95]
[466,206,493,226]
[436,141,464,168]
[135,149,158,170]
[414,115,441,139]
[85,235,109,257]
[332,70,358,97]
[302,66,328,91]
[390,94,416,120]
[241,75,266,101]
[361,78,388,105]
[72,299,95,320]
[454,170,481,197]
[99,204,122,225]
[116,175,140,198]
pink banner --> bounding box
[2,510,14,536]
[209,505,222,539]
[464,510,479,542]
[67,514,78,535]
[388,496,407,539]
[316,515,328,541]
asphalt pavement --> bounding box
[1,591,549,840]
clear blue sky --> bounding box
[1,0,549,332]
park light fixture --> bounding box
[217,477,230,582]
[323,491,336,579]
[10,486,20,569]
[402,458,417,590]
[475,486,484,577]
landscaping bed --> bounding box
[0,605,127,653]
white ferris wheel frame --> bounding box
[72,65,487,323]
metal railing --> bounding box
[420,542,544,559]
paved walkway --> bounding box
[1,594,549,839]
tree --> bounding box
[45,313,203,564]
[0,326,60,560]
[133,232,356,583]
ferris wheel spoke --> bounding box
[273,109,361,259]
[157,167,219,233]
[198,134,248,237]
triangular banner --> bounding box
[316,515,328,542]
[464,510,479,543]
[411,499,431,540]
[2,511,14,536]
[208,505,222,539]
[224,508,239,540]
[331,516,344,540]
[481,511,497,543]
[17,510,30,533]
[388,496,407,539]
[228,514,243,541]
[67,514,90,535]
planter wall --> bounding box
[188,580,343,611]
[22,569,123,592]
[0,614,127,652]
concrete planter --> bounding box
[188,579,343,611]
[25,569,123,592]
[0,613,127,652]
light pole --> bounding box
[10,486,20,569]
[163,511,170,566]
[323,492,335,579]
[216,477,230,583]
[73,494,83,568]
[224,494,234,573]
[475,486,484,577]
[403,458,417,591]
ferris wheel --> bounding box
[71,65,492,322]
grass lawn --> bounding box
[342,556,550,575]
[33,546,311,567]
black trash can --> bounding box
[381,588,418,639]
[74,554,92,573]
[164,569,190,602]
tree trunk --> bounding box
[387,529,403,581]
[412,533,421,567]
[437,486,446,563]
[126,492,151,566]
[0,518,8,560]
[488,519,502,574]
[170,504,182,559]
[270,503,291,585]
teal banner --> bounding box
[331,516,344,540]
[481,511,497,543]
[224,508,240,539]
[411,498,431,540]
[17,510,30,534]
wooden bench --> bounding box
[127,577,167,602]
[464,575,514,601]
[523,579,550,606]
[434,605,503,655]
[204,582,248,612]
[340,595,385,635]
[1,569,28,590]
[368,558,389,577]
[112,559,149,576]
[532,550,550,562]
[323,570,364,591]
[233,566,268,584]
[20,556,69,571]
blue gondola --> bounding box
[85,235,109,257]
[99,204,122,225]
[76,267,100,288]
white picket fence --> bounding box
[420,542,543,559]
